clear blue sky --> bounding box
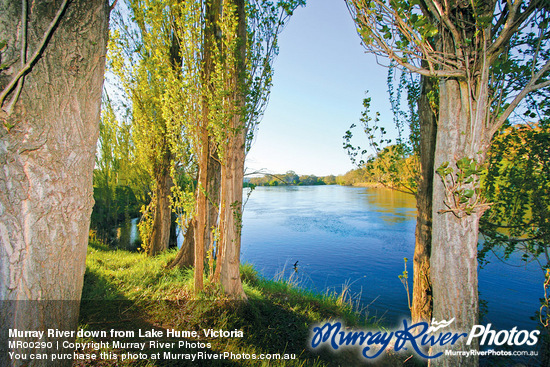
[245,0,395,177]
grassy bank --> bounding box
[76,240,418,366]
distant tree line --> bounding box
[246,171,337,186]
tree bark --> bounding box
[411,75,437,323]
[429,78,486,367]
[194,135,208,294]
[168,219,195,269]
[219,0,247,300]
[148,162,173,256]
[146,24,182,257]
[0,0,109,366]
[206,152,221,258]
[194,0,222,294]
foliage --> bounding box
[479,122,550,267]
[244,0,306,149]
[92,97,147,245]
[342,86,418,194]
[436,158,490,217]
[247,171,335,186]
[107,0,199,253]
[542,268,550,328]
[347,0,550,140]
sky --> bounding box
[245,0,395,177]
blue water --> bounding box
[241,185,544,331]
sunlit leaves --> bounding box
[480,123,550,268]
[436,158,489,217]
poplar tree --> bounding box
[0,1,110,365]
[177,0,304,298]
[347,0,549,365]
[110,0,194,256]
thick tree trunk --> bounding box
[168,219,195,269]
[219,131,247,300]
[219,0,247,300]
[429,78,484,367]
[219,123,247,299]
[411,75,437,323]
[0,1,109,366]
[148,162,173,256]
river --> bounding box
[241,185,544,332]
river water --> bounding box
[241,185,544,332]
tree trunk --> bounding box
[148,161,173,256]
[194,0,222,294]
[411,75,437,323]
[168,219,195,269]
[219,128,247,299]
[0,1,109,366]
[206,152,221,257]
[194,134,208,294]
[219,0,247,300]
[429,78,485,367]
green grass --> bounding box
[76,240,420,366]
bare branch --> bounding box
[0,0,69,110]
[490,59,550,136]
[109,0,119,12]
[487,0,540,60]
[4,0,28,115]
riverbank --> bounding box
[350,182,386,188]
[77,240,420,366]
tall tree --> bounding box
[0,0,109,365]
[175,0,304,297]
[348,0,549,365]
[110,0,194,256]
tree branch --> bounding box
[490,59,550,137]
[4,0,28,115]
[109,0,119,12]
[487,0,540,59]
[0,0,69,111]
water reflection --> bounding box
[241,185,543,333]
[361,187,416,223]
[115,218,140,251]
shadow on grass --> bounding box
[77,244,424,366]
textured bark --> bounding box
[429,78,486,367]
[194,0,222,294]
[168,219,195,269]
[0,1,109,366]
[206,153,221,254]
[148,162,173,256]
[411,75,437,323]
[219,0,247,300]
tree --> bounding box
[110,0,196,257]
[348,0,550,364]
[344,70,437,323]
[283,170,300,185]
[0,0,109,365]
[411,73,437,324]
[175,0,304,298]
[92,97,145,246]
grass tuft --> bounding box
[77,239,420,366]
